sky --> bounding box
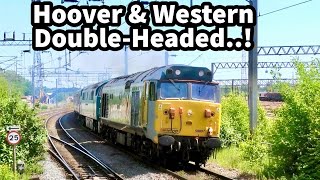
[0,0,319,88]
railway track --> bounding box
[110,143,234,180]
[45,112,124,180]
[187,163,234,180]
[46,111,233,180]
[37,108,69,117]
[71,116,234,180]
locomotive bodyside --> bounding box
[77,81,109,132]
[94,65,221,165]
[73,90,81,114]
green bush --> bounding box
[0,77,10,99]
[0,97,46,164]
[212,94,268,176]
[219,93,267,147]
[0,164,36,180]
[0,165,15,180]
[239,107,271,177]
[238,59,320,179]
[267,59,320,179]
[0,76,46,178]
[40,105,48,110]
[219,93,249,147]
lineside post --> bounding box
[248,0,258,133]
[124,46,128,75]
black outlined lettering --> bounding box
[33,28,51,49]
[31,2,52,25]
[31,2,126,27]
[150,2,177,26]
[31,1,256,51]
[125,2,150,26]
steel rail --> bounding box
[188,163,234,180]
[49,135,119,179]
[58,115,124,180]
[45,113,80,180]
[47,149,80,180]
[83,122,231,180]
[86,130,188,180]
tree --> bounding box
[268,59,320,178]
[0,76,46,164]
[0,71,32,96]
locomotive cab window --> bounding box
[101,93,109,118]
[91,91,94,100]
[160,81,188,99]
[149,82,156,101]
[191,83,219,102]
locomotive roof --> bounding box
[82,80,109,92]
[105,65,218,85]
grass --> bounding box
[0,163,43,180]
[208,146,271,179]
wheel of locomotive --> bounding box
[132,134,142,153]
[145,141,157,161]
[104,126,110,141]
[162,157,168,168]
[113,129,118,144]
[101,125,108,140]
[79,115,85,127]
[195,159,201,168]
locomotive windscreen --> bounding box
[159,81,220,102]
[191,83,219,102]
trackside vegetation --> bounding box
[211,59,320,179]
[0,76,46,179]
[219,93,267,147]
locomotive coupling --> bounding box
[159,135,175,146]
[206,138,221,149]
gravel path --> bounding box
[61,113,178,180]
[39,153,67,180]
[37,112,68,180]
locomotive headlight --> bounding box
[175,69,181,75]
[204,109,212,118]
[166,69,173,75]
[199,70,204,77]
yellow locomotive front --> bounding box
[146,67,222,166]
[156,82,221,138]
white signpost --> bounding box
[6,125,20,132]
[6,129,22,174]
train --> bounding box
[73,65,222,167]
[259,92,282,101]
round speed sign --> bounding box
[6,131,21,145]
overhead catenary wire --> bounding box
[258,0,312,17]
[114,0,135,31]
[187,53,203,65]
